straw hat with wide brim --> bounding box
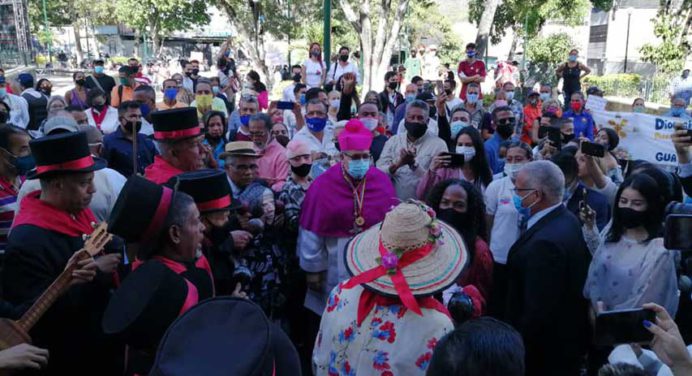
[219,141,260,159]
[344,201,468,298]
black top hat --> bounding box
[102,261,190,350]
[27,131,106,180]
[151,107,201,141]
[150,297,301,376]
[175,169,239,213]
[108,176,174,244]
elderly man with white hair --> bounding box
[503,160,592,376]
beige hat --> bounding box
[344,200,468,300]
[219,141,259,159]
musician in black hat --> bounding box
[177,169,253,296]
[2,131,123,375]
[144,107,206,184]
[150,297,301,376]
[104,175,213,375]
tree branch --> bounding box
[338,0,363,33]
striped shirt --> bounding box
[0,177,21,253]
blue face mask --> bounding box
[348,159,369,180]
[164,88,178,101]
[671,107,686,117]
[568,55,577,62]
[306,117,327,132]
[539,93,550,102]
[450,120,468,137]
[512,190,535,218]
[405,94,416,103]
[300,94,307,106]
[467,50,476,58]
[140,103,151,118]
[466,93,479,104]
[12,155,36,176]
[0,88,6,98]
[240,114,251,126]
[94,66,105,74]
[212,86,220,95]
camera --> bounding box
[231,264,254,293]
[664,202,692,251]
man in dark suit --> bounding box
[505,160,592,376]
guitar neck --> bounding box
[16,250,88,332]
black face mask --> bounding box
[445,89,453,96]
[0,112,7,123]
[41,89,51,96]
[185,71,192,77]
[123,120,142,133]
[619,207,648,229]
[339,55,349,62]
[437,208,472,233]
[404,121,427,139]
[562,133,575,144]
[76,79,86,86]
[310,51,320,57]
[334,141,341,151]
[291,163,312,177]
[429,106,437,119]
[497,123,513,139]
[275,134,290,147]
[292,73,302,82]
[388,82,398,90]
[192,69,200,76]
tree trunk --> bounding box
[218,3,273,90]
[133,29,141,58]
[339,0,409,93]
[72,20,84,63]
[474,0,501,58]
[507,25,520,61]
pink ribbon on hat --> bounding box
[343,237,435,316]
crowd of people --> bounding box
[0,40,690,376]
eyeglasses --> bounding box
[343,152,371,161]
[497,118,516,126]
[232,163,258,171]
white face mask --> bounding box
[455,146,476,161]
[360,117,379,131]
[505,92,515,101]
[330,99,340,109]
[504,162,526,180]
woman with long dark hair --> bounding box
[203,110,228,167]
[416,126,493,199]
[245,70,268,111]
[427,179,493,306]
[302,42,326,89]
[583,173,678,316]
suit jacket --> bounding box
[505,205,592,376]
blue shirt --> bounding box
[103,127,158,177]
[662,109,692,121]
[563,110,595,140]
[484,133,505,174]
[203,138,227,168]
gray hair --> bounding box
[406,99,430,120]
[249,112,273,130]
[520,160,565,205]
[541,99,561,111]
[47,95,67,111]
[240,95,259,105]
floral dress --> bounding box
[313,283,453,376]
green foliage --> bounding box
[583,74,642,98]
[525,32,576,85]
[28,0,117,33]
[469,0,591,45]
[526,32,576,65]
[639,12,690,74]
[115,0,210,36]
[405,0,464,64]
